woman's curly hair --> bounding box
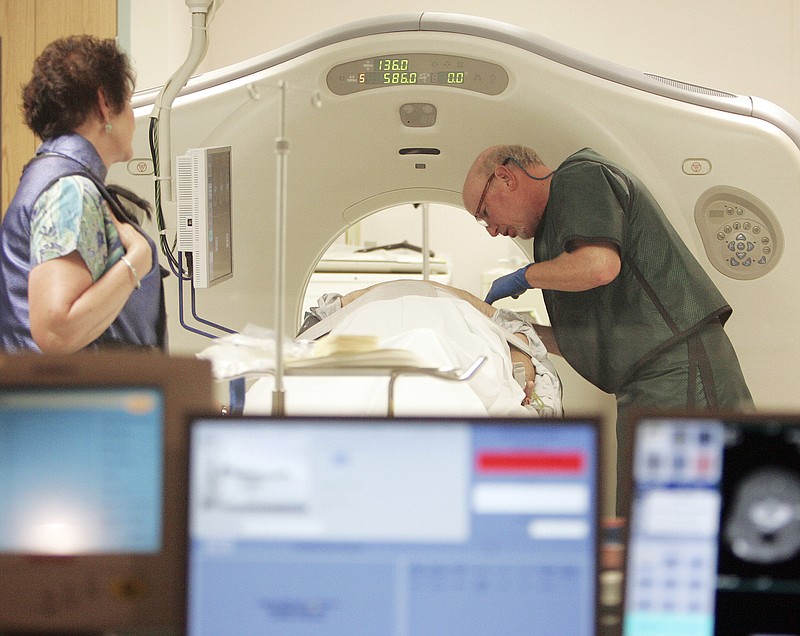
[22,35,135,140]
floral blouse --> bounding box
[29,175,124,281]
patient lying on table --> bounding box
[244,280,561,417]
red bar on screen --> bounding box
[477,451,584,473]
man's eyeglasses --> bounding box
[473,157,512,227]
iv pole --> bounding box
[422,202,431,281]
[272,80,289,415]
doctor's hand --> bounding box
[484,265,533,305]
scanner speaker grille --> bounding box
[644,73,737,99]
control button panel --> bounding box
[694,186,783,280]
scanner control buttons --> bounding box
[694,186,783,280]
[721,226,772,269]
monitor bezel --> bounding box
[0,351,216,634]
[182,413,604,636]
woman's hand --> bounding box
[111,215,152,278]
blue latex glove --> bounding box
[484,265,533,305]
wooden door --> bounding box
[0,0,116,214]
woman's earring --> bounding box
[105,122,113,133]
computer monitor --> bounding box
[622,412,800,636]
[185,415,602,636]
[0,352,215,634]
[176,145,233,288]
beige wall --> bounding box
[0,0,117,214]
[128,1,800,124]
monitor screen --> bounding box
[0,387,164,554]
[204,145,233,287]
[186,416,601,636]
[622,413,800,636]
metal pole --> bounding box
[272,81,289,415]
[422,202,430,281]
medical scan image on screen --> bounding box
[714,423,800,635]
[623,417,800,636]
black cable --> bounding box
[148,116,189,279]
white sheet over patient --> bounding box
[245,284,561,417]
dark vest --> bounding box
[0,134,166,352]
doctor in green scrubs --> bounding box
[462,144,754,507]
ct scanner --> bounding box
[113,12,800,414]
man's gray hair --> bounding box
[481,145,544,175]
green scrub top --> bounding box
[534,148,731,393]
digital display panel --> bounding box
[327,53,509,95]
[363,57,466,86]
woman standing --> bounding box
[0,35,165,352]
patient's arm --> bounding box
[510,338,537,405]
[451,290,542,404]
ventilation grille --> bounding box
[175,153,199,253]
[644,73,737,99]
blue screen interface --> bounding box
[187,418,599,636]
